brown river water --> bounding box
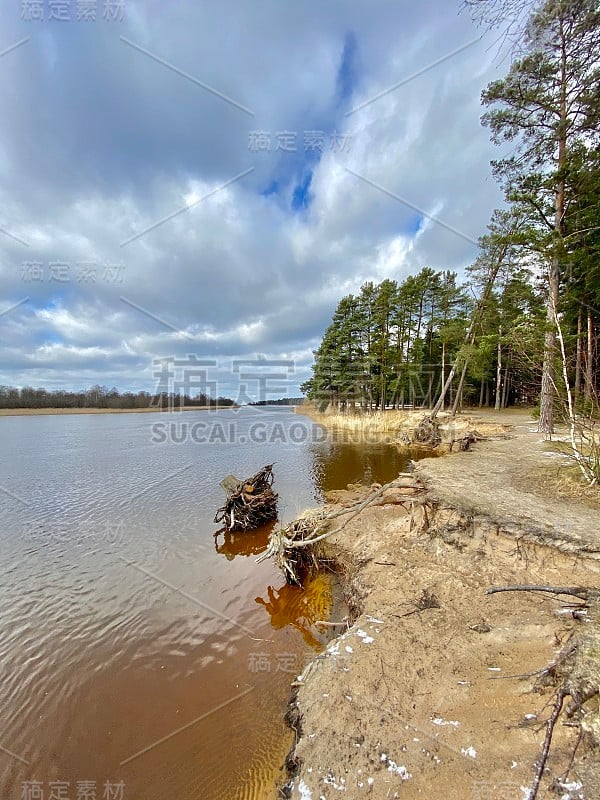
[0,407,412,800]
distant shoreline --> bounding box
[0,405,239,417]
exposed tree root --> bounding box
[214,464,278,531]
[527,688,567,800]
[487,584,600,799]
[486,584,599,601]
[257,475,429,585]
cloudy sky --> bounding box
[0,0,507,401]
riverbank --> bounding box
[279,411,600,800]
[0,405,237,416]
[295,402,519,448]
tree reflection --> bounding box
[255,575,333,651]
[213,521,275,560]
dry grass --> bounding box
[528,462,600,509]
[296,402,421,435]
[295,402,513,444]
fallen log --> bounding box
[214,464,278,532]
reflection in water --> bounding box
[255,574,333,651]
[0,407,441,800]
[214,521,275,559]
[310,439,413,493]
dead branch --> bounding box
[527,688,567,800]
[486,585,597,601]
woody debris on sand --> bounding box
[214,464,278,532]
[257,474,428,586]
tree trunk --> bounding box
[502,363,510,409]
[539,18,567,436]
[451,361,468,417]
[584,309,594,406]
[440,341,446,411]
[495,326,502,411]
[431,242,507,419]
[574,305,583,398]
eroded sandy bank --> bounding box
[278,413,600,800]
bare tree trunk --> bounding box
[431,243,507,420]
[440,341,446,411]
[495,326,502,411]
[502,362,510,409]
[539,292,557,435]
[574,305,583,398]
[451,361,468,417]
[539,19,567,436]
[584,309,594,407]
[479,377,485,407]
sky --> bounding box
[0,0,508,402]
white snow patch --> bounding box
[461,746,477,759]
[387,760,411,780]
[323,774,346,791]
[431,717,460,727]
[345,646,353,653]
[557,780,584,800]
[298,779,312,800]
[367,777,374,786]
[381,753,411,781]
[511,761,518,769]
[356,628,374,644]
[366,615,384,624]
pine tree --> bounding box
[480,0,600,433]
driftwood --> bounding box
[214,464,278,532]
[257,475,427,585]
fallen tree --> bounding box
[214,464,278,532]
[257,474,428,585]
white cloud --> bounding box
[0,1,506,394]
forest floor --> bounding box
[281,409,600,800]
